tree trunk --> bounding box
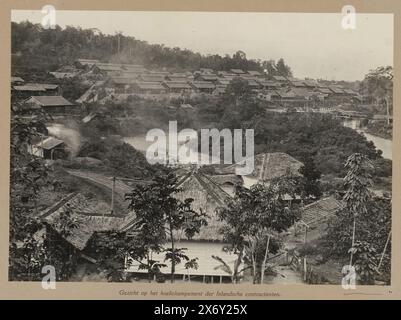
[260,235,271,284]
[169,219,175,283]
[147,251,151,283]
[377,231,391,273]
[233,247,244,284]
[349,216,356,266]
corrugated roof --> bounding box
[50,72,77,79]
[318,88,333,94]
[230,69,245,74]
[77,59,99,65]
[11,76,24,83]
[13,83,58,91]
[111,77,138,85]
[258,80,281,87]
[291,81,307,87]
[273,76,288,81]
[199,74,218,81]
[140,75,166,82]
[191,81,216,89]
[217,79,231,86]
[33,136,64,150]
[14,84,46,91]
[248,70,262,76]
[96,64,123,71]
[28,96,75,107]
[164,81,191,89]
[136,82,166,90]
[167,76,188,82]
[329,86,346,94]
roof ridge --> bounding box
[193,172,230,207]
[38,193,77,219]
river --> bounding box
[342,119,392,160]
[123,134,220,165]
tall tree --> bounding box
[275,58,293,77]
[217,180,300,283]
[299,157,322,200]
[359,66,393,120]
[343,153,373,268]
[125,169,207,283]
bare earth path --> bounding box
[66,169,133,214]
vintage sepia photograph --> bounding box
[9,9,393,287]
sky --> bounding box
[11,10,393,81]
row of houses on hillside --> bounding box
[66,59,361,106]
[11,76,79,116]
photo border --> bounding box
[0,0,399,300]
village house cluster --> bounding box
[74,59,362,108]
[36,153,344,283]
[11,58,362,118]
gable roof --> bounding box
[222,152,304,181]
[76,59,99,65]
[208,174,243,186]
[258,80,281,88]
[38,193,137,250]
[175,170,231,241]
[230,69,245,74]
[27,96,75,107]
[273,75,288,81]
[95,63,123,72]
[217,79,231,86]
[34,136,64,150]
[110,77,138,85]
[167,76,188,82]
[191,81,216,89]
[317,88,334,94]
[135,82,166,90]
[13,84,47,92]
[50,72,77,79]
[291,81,307,87]
[163,81,192,89]
[140,75,166,82]
[199,74,218,81]
[13,83,58,92]
[248,70,262,76]
[300,196,344,227]
[329,86,346,94]
[11,76,24,83]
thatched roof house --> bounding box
[38,193,137,251]
[300,196,344,228]
[174,170,231,241]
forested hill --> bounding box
[11,21,292,74]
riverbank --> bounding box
[365,122,393,140]
[343,120,392,160]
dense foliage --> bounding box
[12,21,290,75]
[323,197,391,284]
[217,180,300,283]
[9,105,78,281]
[125,169,208,283]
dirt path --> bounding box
[66,169,133,213]
[265,265,304,284]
